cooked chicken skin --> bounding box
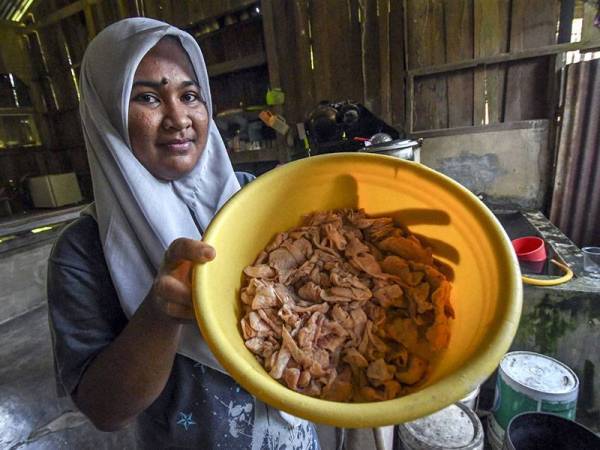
[240,209,454,402]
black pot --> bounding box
[503,412,600,450]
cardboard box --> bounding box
[28,173,83,208]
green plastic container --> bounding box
[489,351,578,441]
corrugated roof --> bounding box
[0,0,35,22]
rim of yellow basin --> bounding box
[193,152,522,428]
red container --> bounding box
[512,236,547,262]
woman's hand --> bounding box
[149,238,215,322]
[74,237,215,431]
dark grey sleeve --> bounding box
[234,171,256,186]
[47,216,127,396]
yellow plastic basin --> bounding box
[193,153,522,427]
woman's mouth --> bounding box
[160,139,193,152]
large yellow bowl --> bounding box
[193,152,522,427]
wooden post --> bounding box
[378,0,391,123]
[83,0,97,41]
[117,0,128,19]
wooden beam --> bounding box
[115,0,128,19]
[408,40,600,78]
[83,0,96,41]
[260,0,281,88]
[206,51,267,77]
[0,18,35,34]
[406,119,549,139]
[0,19,26,29]
[473,0,509,125]
[378,0,391,123]
[36,0,102,28]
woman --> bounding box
[47,18,319,449]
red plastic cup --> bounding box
[512,236,547,262]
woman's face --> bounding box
[129,37,209,181]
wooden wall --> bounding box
[268,0,562,133]
[0,0,257,198]
[0,0,570,204]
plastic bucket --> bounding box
[490,351,579,442]
[503,412,600,449]
[486,416,504,450]
[459,386,481,411]
[397,402,484,450]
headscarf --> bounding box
[79,19,312,436]
[79,17,240,371]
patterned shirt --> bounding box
[47,174,320,450]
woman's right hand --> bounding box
[74,237,215,431]
[148,238,216,322]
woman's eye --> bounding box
[133,93,159,104]
[182,92,200,103]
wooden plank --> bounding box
[389,0,405,129]
[408,41,599,76]
[116,0,128,19]
[444,0,474,128]
[60,13,89,64]
[582,0,600,46]
[206,51,266,77]
[360,0,381,115]
[159,0,173,23]
[38,0,102,28]
[89,1,103,35]
[37,25,69,74]
[378,0,392,124]
[309,0,364,103]
[174,0,193,27]
[407,118,548,139]
[406,0,447,131]
[269,0,315,125]
[101,0,122,26]
[261,0,281,88]
[0,19,27,30]
[504,0,560,121]
[142,0,159,19]
[474,0,509,124]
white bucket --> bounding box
[491,351,579,441]
[397,402,484,450]
[459,386,481,411]
[486,415,504,450]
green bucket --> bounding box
[490,351,578,441]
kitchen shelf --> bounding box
[207,51,267,77]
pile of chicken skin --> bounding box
[240,209,454,402]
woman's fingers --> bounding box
[164,302,195,321]
[151,274,195,321]
[163,238,215,272]
[153,274,191,306]
[151,238,213,322]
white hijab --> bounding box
[79,18,240,371]
[79,19,311,436]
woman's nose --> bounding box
[162,101,192,130]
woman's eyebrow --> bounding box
[132,80,161,89]
[180,80,199,88]
[131,80,199,89]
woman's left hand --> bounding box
[149,238,216,322]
